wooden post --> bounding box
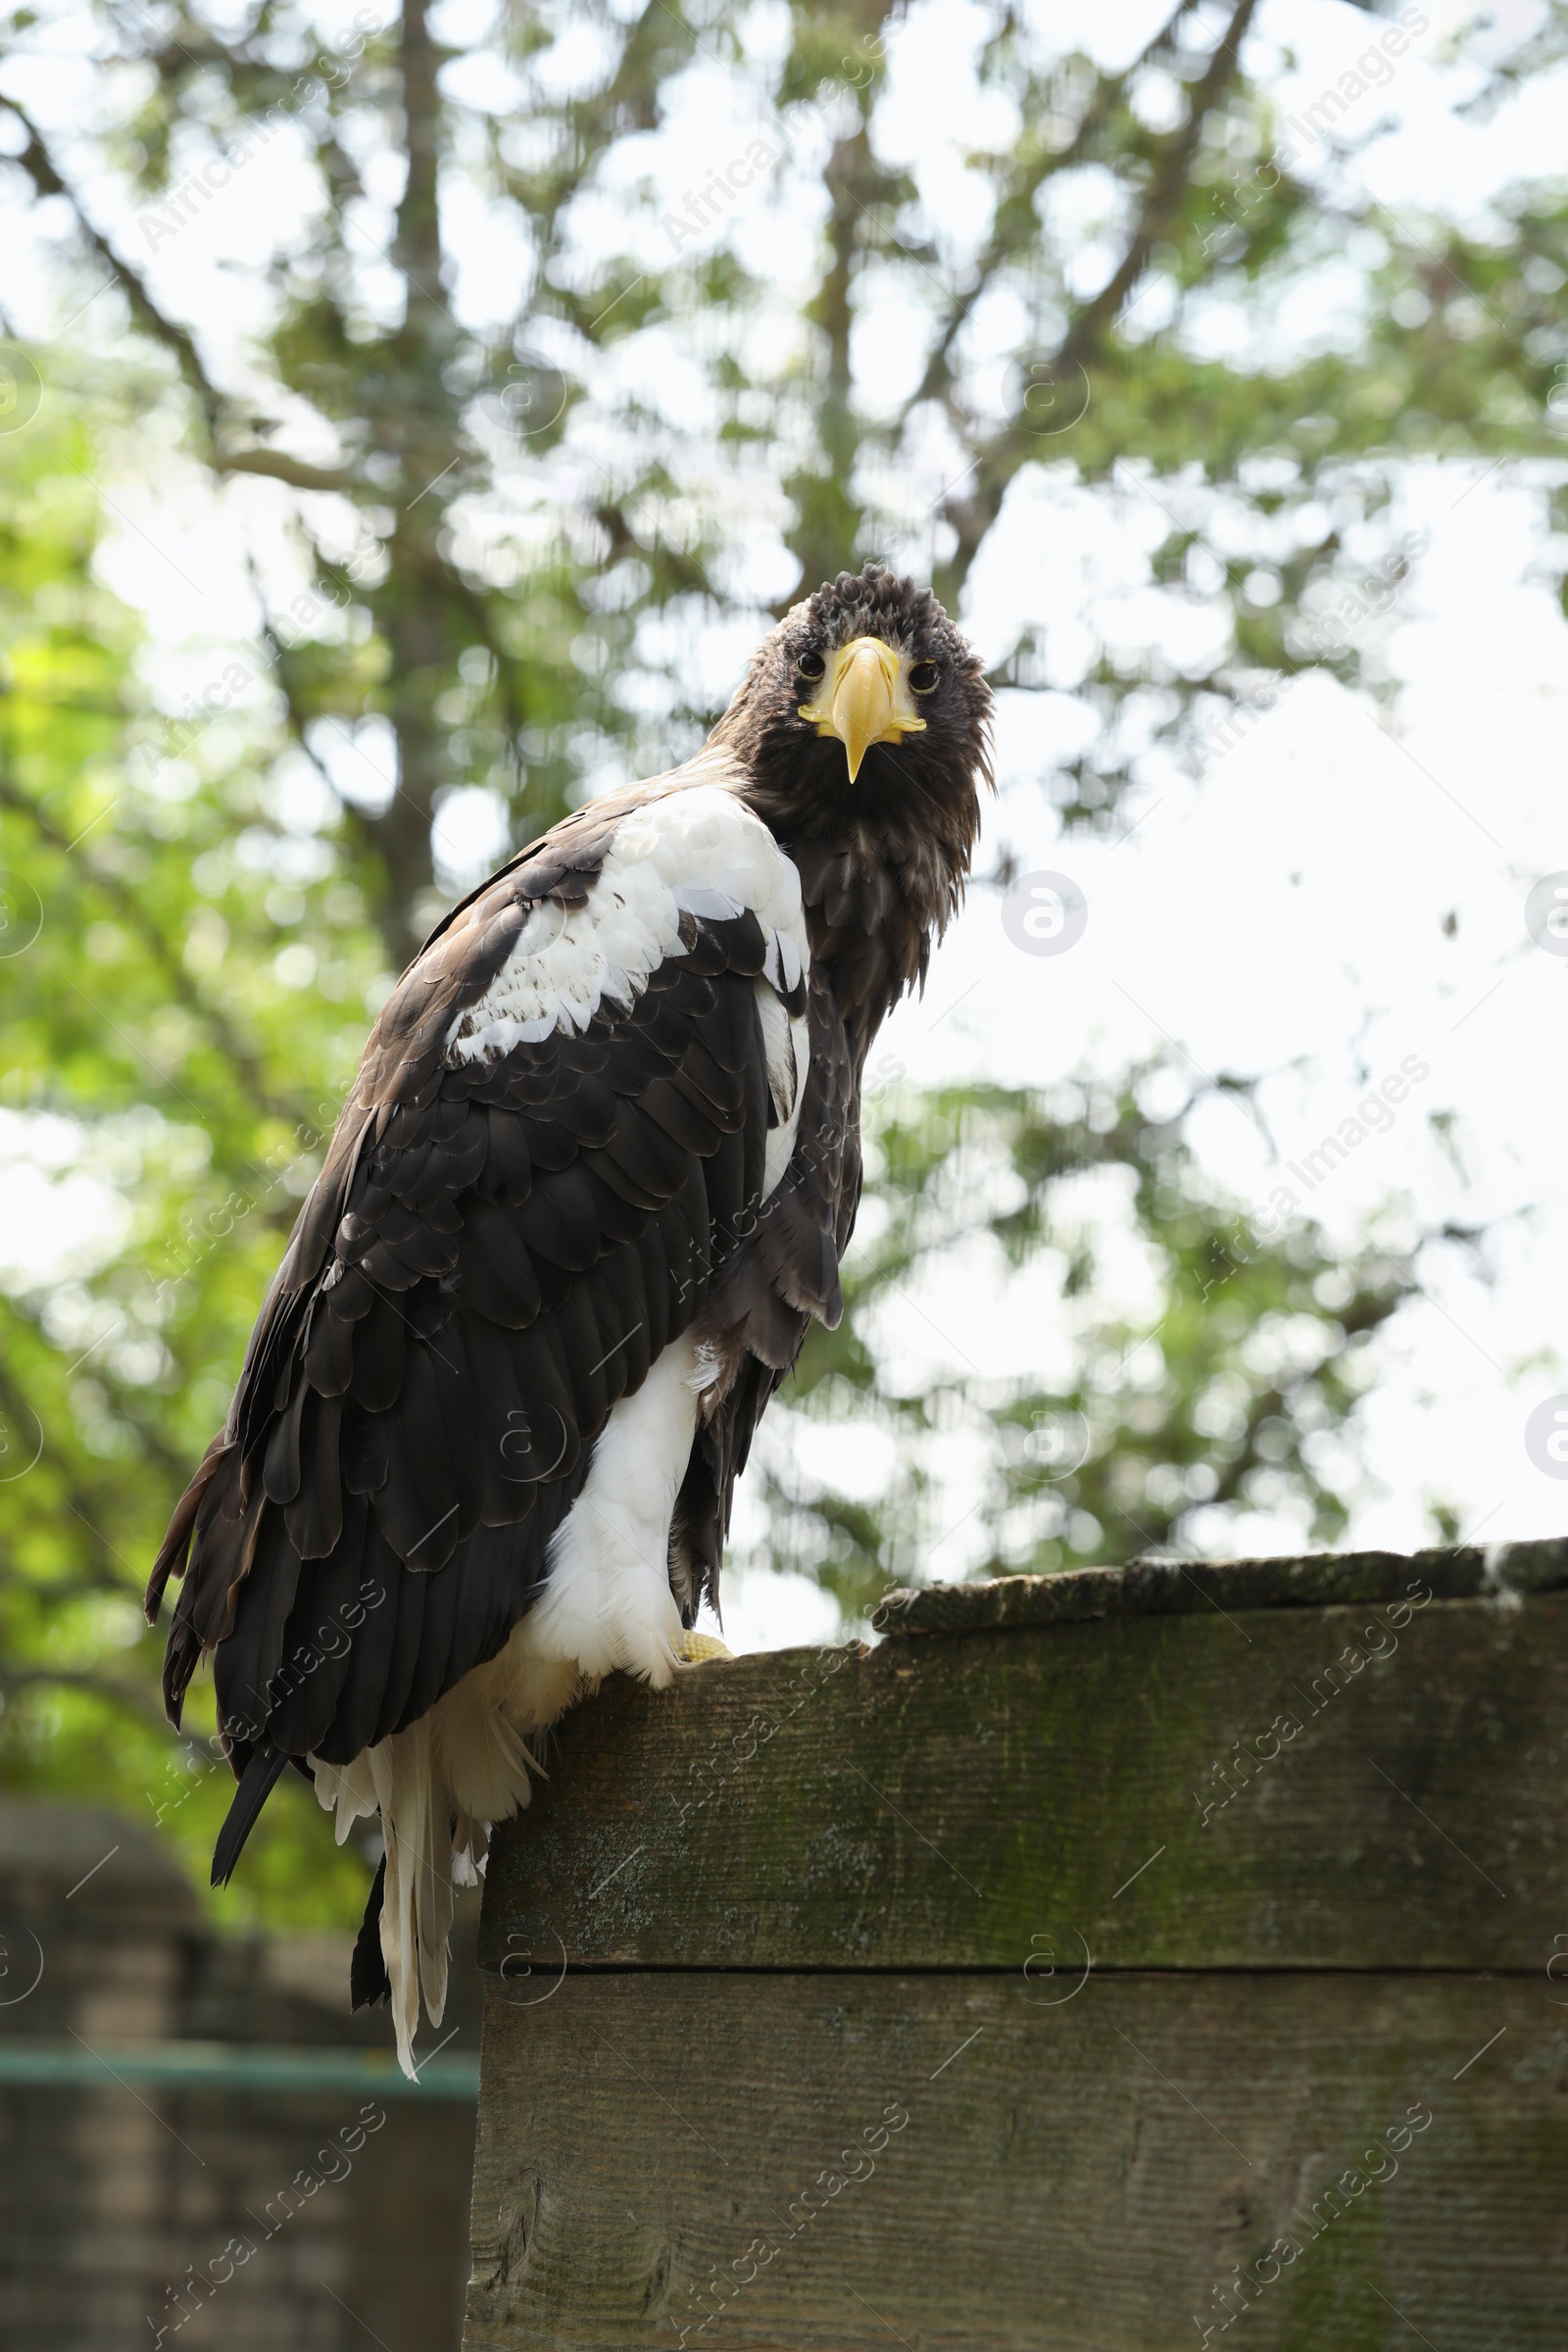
[466,1542,1568,2349]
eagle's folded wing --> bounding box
[145,780,822,1794]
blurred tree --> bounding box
[768,1070,1422,1623]
[0,408,375,1915]
[0,0,1562,1912]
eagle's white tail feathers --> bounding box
[311,1636,583,2075]
[433,1664,552,1821]
[311,1748,378,1844]
[366,1725,432,2060]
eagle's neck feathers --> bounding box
[739,788,977,1050]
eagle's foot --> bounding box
[671,1629,734,1665]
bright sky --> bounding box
[3,0,1567,1651]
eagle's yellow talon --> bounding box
[672,1629,734,1664]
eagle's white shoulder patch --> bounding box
[446,783,808,1068]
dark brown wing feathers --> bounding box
[149,798,849,1818]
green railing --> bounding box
[0,2036,478,2098]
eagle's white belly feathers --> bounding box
[517,1331,699,1684]
[313,779,812,2071]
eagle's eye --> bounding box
[795,650,826,682]
[908,661,940,696]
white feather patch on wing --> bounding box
[756,980,809,1202]
[446,784,809,1066]
[764,1046,807,1199]
[756,981,798,1124]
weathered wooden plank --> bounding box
[872,1535,1568,1637]
[481,1583,1566,1973]
[465,1969,1563,2351]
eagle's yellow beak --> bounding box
[797,636,927,781]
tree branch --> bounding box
[1056,3,1263,378]
[906,0,1205,423]
[245,561,425,970]
[216,449,363,495]
[6,98,224,443]
[936,0,1262,602]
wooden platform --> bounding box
[466,1540,1568,2349]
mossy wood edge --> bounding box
[873,1533,1568,1634]
[480,1544,1565,1975]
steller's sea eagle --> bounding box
[147,564,993,2069]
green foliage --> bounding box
[0,408,385,1921]
[760,1074,1413,1623]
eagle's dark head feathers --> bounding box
[715,564,992,846]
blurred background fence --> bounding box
[0,1801,476,2350]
